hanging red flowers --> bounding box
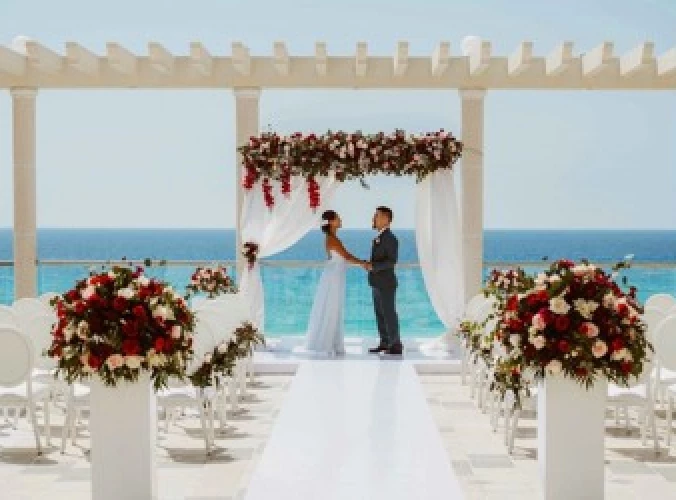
[307,176,320,211]
[262,178,274,210]
[281,163,292,198]
[242,242,259,270]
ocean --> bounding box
[1,229,675,337]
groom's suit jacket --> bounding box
[368,228,398,289]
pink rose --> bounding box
[579,322,599,338]
[532,313,547,331]
[106,354,124,370]
[592,340,608,358]
[530,336,546,350]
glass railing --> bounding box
[1,260,675,337]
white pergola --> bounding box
[2,37,675,302]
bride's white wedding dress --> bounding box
[305,249,346,355]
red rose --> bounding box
[121,321,138,337]
[538,308,553,325]
[554,315,571,332]
[526,294,540,307]
[557,339,570,353]
[138,287,150,300]
[506,295,519,311]
[74,301,86,315]
[154,337,166,352]
[537,290,549,302]
[617,303,629,317]
[508,319,524,332]
[132,305,147,319]
[51,345,63,358]
[163,338,174,354]
[112,297,128,312]
[65,290,79,301]
[523,344,536,359]
[122,339,141,356]
[620,361,633,375]
[88,354,103,370]
[610,337,624,352]
[523,312,534,325]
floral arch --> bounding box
[238,129,465,342]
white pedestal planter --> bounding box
[90,375,158,500]
[538,375,606,500]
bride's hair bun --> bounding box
[321,210,338,234]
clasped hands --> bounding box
[359,260,373,271]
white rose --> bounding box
[592,340,608,358]
[509,334,521,347]
[77,321,90,339]
[535,273,547,285]
[573,299,599,320]
[106,354,124,370]
[117,287,134,299]
[125,355,143,370]
[546,359,563,375]
[138,276,150,287]
[531,336,546,350]
[170,325,182,339]
[549,296,571,315]
[81,285,96,300]
[217,342,229,354]
[603,293,616,309]
[63,324,75,342]
[204,353,213,363]
[147,350,167,368]
[548,274,562,283]
[611,348,633,362]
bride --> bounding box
[305,210,365,356]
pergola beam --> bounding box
[431,42,450,76]
[582,42,614,77]
[25,41,63,73]
[148,42,174,74]
[315,42,327,76]
[657,47,676,77]
[189,42,212,76]
[273,41,290,76]
[0,39,674,89]
[508,41,533,76]
[0,46,26,75]
[355,42,368,77]
[393,41,408,76]
[66,42,99,74]
[620,42,654,76]
[546,41,573,76]
[106,43,137,74]
[232,42,250,76]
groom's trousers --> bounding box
[372,286,400,347]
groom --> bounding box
[362,206,402,356]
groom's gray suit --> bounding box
[368,228,401,348]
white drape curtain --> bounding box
[239,175,338,328]
[415,169,465,332]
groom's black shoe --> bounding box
[385,343,404,356]
[369,344,388,354]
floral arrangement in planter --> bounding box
[492,259,650,401]
[47,266,196,390]
[239,129,463,209]
[233,321,265,355]
[485,267,535,301]
[242,242,259,270]
[186,266,237,299]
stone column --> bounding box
[459,89,486,301]
[233,88,261,276]
[11,87,38,299]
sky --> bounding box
[0,0,675,229]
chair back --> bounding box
[645,293,676,313]
[474,298,496,324]
[0,326,33,387]
[24,313,57,370]
[653,316,676,372]
[197,294,251,344]
[189,310,219,374]
[13,298,52,332]
[642,306,667,344]
[0,305,18,327]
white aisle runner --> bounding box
[244,361,464,500]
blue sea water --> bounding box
[0,229,675,337]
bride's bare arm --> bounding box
[327,237,364,265]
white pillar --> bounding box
[233,88,261,276]
[11,87,38,300]
[459,89,486,301]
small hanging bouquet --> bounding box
[242,242,259,270]
[186,266,237,299]
[47,266,196,390]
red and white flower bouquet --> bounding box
[493,259,651,392]
[47,265,196,390]
[186,266,237,299]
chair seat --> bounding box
[0,381,50,403]
[659,368,676,387]
[608,383,648,401]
